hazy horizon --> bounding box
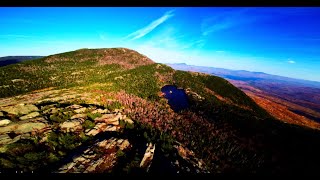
[1,7,320,82]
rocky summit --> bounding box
[0,87,208,173]
[1,48,320,174]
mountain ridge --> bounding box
[1,48,320,174]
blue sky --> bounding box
[1,7,320,82]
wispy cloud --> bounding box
[182,39,206,49]
[201,8,260,36]
[202,20,234,36]
[125,10,174,41]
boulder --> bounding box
[71,114,87,120]
[140,143,155,172]
[124,118,134,125]
[94,114,121,126]
[118,139,130,150]
[86,122,119,136]
[67,104,83,109]
[31,117,48,123]
[0,119,11,127]
[74,107,87,113]
[60,121,83,133]
[0,122,46,135]
[105,126,118,132]
[56,138,130,173]
[14,122,47,134]
[0,134,12,145]
[42,107,59,114]
[84,157,106,173]
[91,109,110,114]
[97,139,116,149]
[0,124,17,134]
[19,112,40,120]
[94,114,115,122]
[73,156,86,163]
[86,129,100,136]
[0,111,4,117]
[2,104,39,115]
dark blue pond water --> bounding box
[161,85,189,112]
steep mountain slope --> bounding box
[1,48,320,174]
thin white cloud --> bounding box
[182,39,206,49]
[201,8,260,36]
[125,10,174,41]
[288,60,296,64]
[202,20,234,36]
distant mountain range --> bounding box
[0,56,43,67]
[167,62,320,128]
[167,63,320,88]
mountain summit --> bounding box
[1,48,320,174]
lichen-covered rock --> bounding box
[105,126,118,132]
[74,107,87,113]
[19,112,40,120]
[0,119,11,127]
[86,122,119,137]
[0,124,17,134]
[0,134,12,145]
[0,122,46,135]
[94,114,115,122]
[60,121,83,133]
[94,114,121,126]
[1,104,39,115]
[43,107,59,114]
[71,114,87,120]
[31,117,48,123]
[86,128,100,136]
[91,109,110,114]
[185,88,205,101]
[14,122,47,134]
[57,138,131,173]
[0,111,4,117]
